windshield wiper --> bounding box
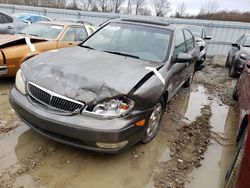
[28,33,40,37]
[103,51,140,59]
[81,45,95,50]
[16,32,26,35]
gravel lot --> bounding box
[0,59,238,188]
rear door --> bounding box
[58,26,88,48]
[183,29,196,79]
[168,29,187,97]
[0,13,15,34]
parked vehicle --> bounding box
[58,18,94,26]
[0,21,94,77]
[12,13,52,24]
[225,34,250,77]
[187,25,211,70]
[58,18,96,34]
[224,60,250,188]
[0,12,27,34]
[10,19,198,153]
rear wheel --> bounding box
[225,56,230,67]
[229,58,238,78]
[183,71,194,88]
[224,128,247,188]
[141,102,164,144]
[232,79,239,100]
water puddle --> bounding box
[186,102,237,188]
[183,85,209,122]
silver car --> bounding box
[0,12,27,34]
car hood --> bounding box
[0,34,47,48]
[0,34,24,46]
[195,37,205,46]
[240,47,250,55]
[22,47,162,105]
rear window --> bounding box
[18,23,63,39]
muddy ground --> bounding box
[0,60,238,188]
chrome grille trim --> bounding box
[27,82,85,113]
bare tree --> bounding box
[125,0,135,14]
[151,0,171,17]
[112,0,126,13]
[176,1,187,17]
[200,0,219,15]
[96,0,112,12]
[134,0,146,15]
[138,7,152,16]
[78,0,93,11]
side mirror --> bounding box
[175,53,192,63]
[204,35,211,40]
[232,43,240,48]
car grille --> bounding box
[27,82,85,113]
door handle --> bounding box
[7,26,13,29]
[68,42,73,45]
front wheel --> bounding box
[141,102,164,144]
[183,71,194,88]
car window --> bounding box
[0,13,12,24]
[18,23,63,39]
[184,29,195,52]
[174,30,186,56]
[41,16,51,22]
[187,25,202,38]
[3,14,13,23]
[31,16,41,23]
[82,23,171,63]
[242,36,250,47]
[0,14,4,24]
[236,35,244,45]
[62,27,88,42]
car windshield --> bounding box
[243,36,250,47]
[187,26,202,38]
[17,23,63,39]
[82,22,171,63]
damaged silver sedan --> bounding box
[9,18,198,153]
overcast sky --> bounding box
[170,0,250,15]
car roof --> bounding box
[107,18,183,31]
[58,18,94,25]
[37,21,85,27]
[13,13,47,17]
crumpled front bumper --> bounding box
[9,87,151,153]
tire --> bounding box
[229,59,238,78]
[225,56,230,67]
[224,128,247,188]
[232,79,239,101]
[183,71,195,88]
[141,101,164,144]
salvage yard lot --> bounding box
[0,60,237,188]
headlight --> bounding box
[15,69,26,94]
[197,41,205,47]
[89,97,134,117]
[240,53,248,60]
